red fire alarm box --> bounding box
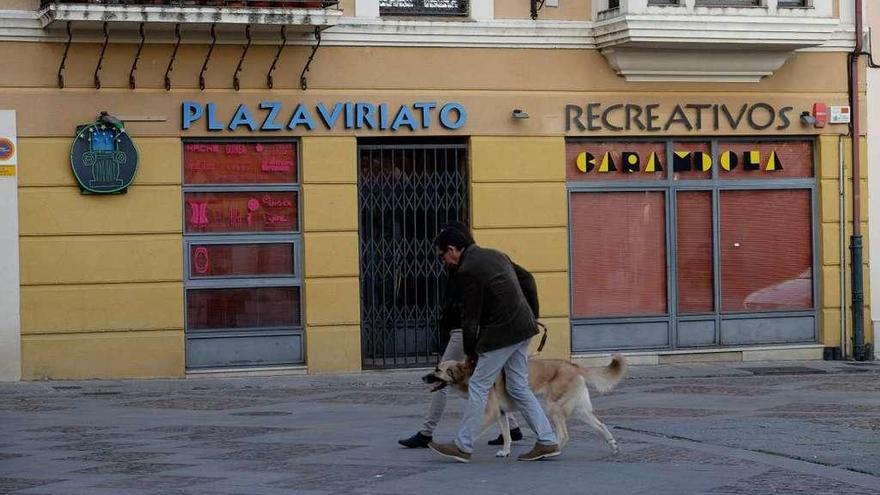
[813,103,828,128]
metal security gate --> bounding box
[358,141,468,369]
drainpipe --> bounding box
[850,0,866,361]
[840,136,847,359]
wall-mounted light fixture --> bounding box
[512,109,530,119]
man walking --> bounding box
[428,226,560,463]
[398,222,526,449]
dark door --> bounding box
[358,141,468,368]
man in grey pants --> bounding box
[427,226,560,463]
[398,224,524,449]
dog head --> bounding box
[421,359,474,392]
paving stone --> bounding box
[645,385,767,396]
[268,464,441,491]
[95,475,222,490]
[143,425,298,442]
[0,477,66,493]
[707,467,880,495]
[123,397,281,411]
[72,462,197,475]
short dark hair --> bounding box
[433,221,474,251]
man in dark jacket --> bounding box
[398,223,525,449]
[427,226,559,463]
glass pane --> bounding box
[571,191,667,317]
[720,190,813,311]
[190,243,295,278]
[184,141,297,184]
[567,141,666,181]
[187,287,301,330]
[672,142,712,181]
[184,191,298,233]
[677,191,714,313]
[718,140,813,180]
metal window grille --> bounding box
[379,0,468,16]
[358,142,469,369]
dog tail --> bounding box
[579,354,627,394]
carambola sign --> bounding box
[576,149,784,174]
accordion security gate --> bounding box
[358,143,468,369]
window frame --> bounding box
[566,136,818,352]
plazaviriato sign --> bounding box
[182,101,467,132]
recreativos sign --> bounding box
[566,103,794,132]
[70,113,139,194]
[182,101,468,132]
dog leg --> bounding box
[577,407,619,454]
[494,413,512,458]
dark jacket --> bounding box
[453,244,540,356]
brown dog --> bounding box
[423,354,627,457]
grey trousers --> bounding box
[420,330,520,436]
[454,339,558,453]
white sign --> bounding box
[0,110,15,177]
[0,110,20,381]
[830,106,852,124]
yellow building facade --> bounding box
[0,0,873,380]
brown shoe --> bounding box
[517,443,560,461]
[428,442,471,463]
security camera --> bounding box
[512,109,530,119]
[800,111,817,126]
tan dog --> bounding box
[422,354,627,457]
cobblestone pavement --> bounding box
[1,360,879,495]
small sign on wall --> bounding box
[0,111,16,177]
[829,106,852,124]
[70,112,139,194]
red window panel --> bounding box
[184,191,298,233]
[187,287,301,330]
[184,142,297,184]
[718,140,813,180]
[677,191,714,314]
[672,142,712,181]
[190,243,295,278]
[566,141,666,181]
[571,191,667,317]
[720,190,813,311]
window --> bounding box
[568,138,816,350]
[379,0,468,16]
[183,140,303,369]
[778,0,807,7]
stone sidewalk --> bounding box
[1,360,879,495]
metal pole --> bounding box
[850,0,866,361]
[840,136,847,359]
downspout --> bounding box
[850,0,866,360]
[840,136,847,359]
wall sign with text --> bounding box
[565,103,797,133]
[566,141,814,181]
[182,101,468,132]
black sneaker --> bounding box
[398,432,432,448]
[488,427,523,446]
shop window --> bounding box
[720,189,813,311]
[676,191,714,314]
[567,141,666,182]
[570,191,668,318]
[672,141,712,181]
[188,243,295,278]
[567,138,815,351]
[182,139,302,369]
[718,140,813,180]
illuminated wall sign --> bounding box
[182,101,467,132]
[565,103,794,133]
[575,149,784,174]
